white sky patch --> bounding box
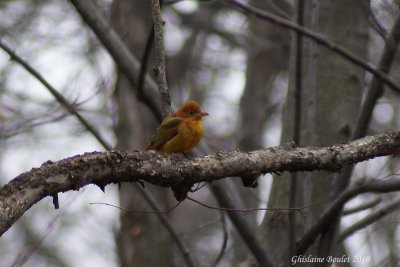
[264,124,282,147]
[204,65,245,135]
[164,19,188,56]
[218,67,245,102]
[2,130,102,179]
[257,173,272,225]
[374,103,394,124]
[214,8,247,35]
[173,0,199,14]
[0,50,9,68]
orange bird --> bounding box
[147,100,209,153]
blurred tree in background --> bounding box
[0,0,400,266]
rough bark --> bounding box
[0,131,399,237]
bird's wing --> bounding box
[148,116,183,150]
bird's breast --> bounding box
[179,119,204,148]
[160,118,204,153]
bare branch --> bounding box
[0,37,195,267]
[342,196,382,216]
[223,0,400,95]
[297,178,400,254]
[151,0,172,117]
[68,0,163,120]
[211,212,228,267]
[339,197,400,242]
[137,27,155,103]
[135,185,198,267]
[0,40,112,150]
[1,131,399,237]
[316,10,400,257]
[353,10,400,140]
[208,182,275,267]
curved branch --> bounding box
[0,32,197,267]
[316,9,400,257]
[0,38,198,267]
[342,196,381,216]
[135,185,198,267]
[224,0,400,94]
[209,182,274,266]
[297,178,400,254]
[339,197,400,242]
[68,0,163,120]
[353,10,400,140]
[1,131,399,237]
[0,40,112,150]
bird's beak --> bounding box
[195,111,209,119]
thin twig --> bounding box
[188,196,303,212]
[314,10,400,256]
[0,35,195,267]
[68,0,162,121]
[352,11,400,140]
[224,0,400,95]
[339,197,400,242]
[211,212,228,267]
[342,196,382,216]
[90,200,197,267]
[11,197,76,267]
[266,0,291,19]
[89,201,181,214]
[64,2,195,261]
[151,0,172,117]
[0,40,112,150]
[137,26,155,101]
[362,0,389,41]
[296,178,400,254]
[135,189,197,267]
[207,183,275,267]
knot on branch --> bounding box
[240,172,260,188]
[171,182,194,202]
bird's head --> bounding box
[175,100,209,120]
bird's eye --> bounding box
[188,110,194,115]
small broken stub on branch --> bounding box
[240,173,259,188]
[171,183,193,202]
[153,66,160,77]
[52,194,59,209]
[94,181,106,193]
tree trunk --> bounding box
[110,1,173,266]
[261,0,368,265]
[235,0,290,264]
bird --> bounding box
[146,100,209,153]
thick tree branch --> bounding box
[1,28,196,267]
[1,132,399,237]
[151,0,172,117]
